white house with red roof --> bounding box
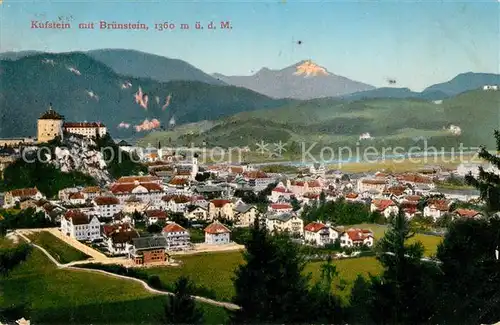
[162,222,191,251]
[204,221,231,244]
[270,185,294,203]
[208,199,235,220]
[370,199,399,218]
[243,170,274,191]
[339,228,374,248]
[61,210,101,241]
[287,179,323,196]
[304,222,340,246]
[110,181,164,205]
[344,192,361,202]
[144,209,168,225]
[68,192,86,205]
[357,178,387,194]
[93,196,122,219]
[265,212,304,236]
[423,199,452,221]
[102,223,139,255]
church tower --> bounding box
[37,103,64,143]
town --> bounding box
[0,106,492,269]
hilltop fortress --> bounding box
[37,104,107,143]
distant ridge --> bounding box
[213,60,375,100]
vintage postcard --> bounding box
[0,0,499,324]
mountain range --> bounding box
[213,60,375,100]
[0,49,499,143]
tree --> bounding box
[348,275,374,324]
[147,223,163,234]
[432,217,500,324]
[319,191,326,206]
[369,210,440,324]
[0,243,32,276]
[163,276,204,324]
[465,130,500,213]
[231,218,312,324]
[290,196,301,211]
[195,172,210,182]
[308,256,345,323]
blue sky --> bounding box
[1,0,499,91]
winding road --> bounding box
[14,230,241,311]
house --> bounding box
[185,205,209,221]
[423,200,451,221]
[93,196,122,219]
[243,170,274,191]
[204,221,231,245]
[68,192,86,205]
[270,185,294,202]
[3,188,45,208]
[19,198,39,210]
[452,208,483,220]
[161,194,191,213]
[397,174,435,189]
[128,236,169,265]
[288,179,323,196]
[233,202,258,227]
[116,175,162,185]
[304,222,339,246]
[265,212,304,236]
[268,203,293,213]
[162,222,191,251]
[370,199,399,218]
[357,178,387,193]
[110,181,164,205]
[144,209,168,225]
[82,186,103,199]
[102,223,139,255]
[60,210,101,241]
[208,199,234,220]
[339,228,374,248]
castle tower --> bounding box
[37,103,64,143]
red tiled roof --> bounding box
[162,222,187,233]
[304,222,327,233]
[145,210,168,219]
[243,171,269,179]
[307,180,321,187]
[82,186,101,193]
[404,195,422,202]
[204,222,231,234]
[9,188,39,197]
[372,199,396,211]
[345,228,373,242]
[230,167,244,174]
[111,182,162,194]
[69,192,85,200]
[272,186,292,193]
[270,203,292,210]
[454,208,481,218]
[161,195,190,203]
[383,186,407,196]
[94,196,120,206]
[211,199,231,208]
[169,177,189,185]
[345,192,359,199]
[397,174,433,184]
[64,210,92,225]
[116,176,160,184]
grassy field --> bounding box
[26,231,90,264]
[143,223,443,303]
[350,223,443,256]
[0,241,229,324]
